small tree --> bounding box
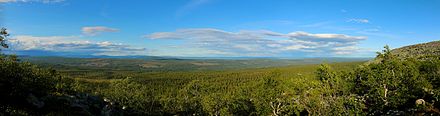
[376,45,394,62]
[0,28,9,49]
[316,63,334,83]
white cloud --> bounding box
[0,0,64,3]
[81,26,119,36]
[0,0,16,2]
[286,31,366,42]
[7,35,148,56]
[347,18,370,23]
[144,28,370,57]
[281,44,314,51]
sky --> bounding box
[0,0,439,58]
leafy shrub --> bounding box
[0,55,58,112]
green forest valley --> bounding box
[2,27,440,115]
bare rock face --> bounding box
[29,93,130,116]
[26,93,45,108]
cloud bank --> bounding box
[0,0,64,3]
[145,28,370,57]
[7,35,148,56]
[82,26,119,36]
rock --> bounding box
[416,99,425,105]
[26,93,44,108]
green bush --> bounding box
[351,46,436,115]
[0,55,56,111]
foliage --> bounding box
[352,46,438,115]
[0,55,57,109]
[71,61,364,115]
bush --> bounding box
[351,46,436,115]
[0,55,58,112]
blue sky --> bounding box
[1,0,439,57]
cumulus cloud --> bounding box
[0,0,16,2]
[81,26,119,36]
[0,0,64,3]
[144,28,370,57]
[7,35,147,56]
[347,18,370,23]
[285,31,366,42]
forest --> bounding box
[1,26,440,116]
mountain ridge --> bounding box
[391,40,440,59]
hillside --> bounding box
[391,40,440,59]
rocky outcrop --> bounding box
[19,93,132,116]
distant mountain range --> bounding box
[18,55,371,71]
